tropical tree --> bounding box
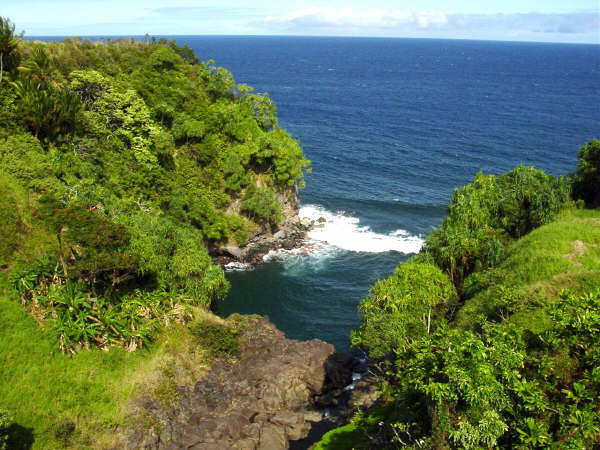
[0,16,19,83]
[352,261,457,357]
[572,139,600,207]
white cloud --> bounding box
[257,7,599,42]
[264,7,448,29]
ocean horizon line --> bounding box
[24,34,600,46]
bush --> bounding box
[424,167,569,287]
[572,139,600,207]
[188,320,241,357]
[0,409,11,450]
[352,262,457,357]
[241,185,283,226]
[0,173,28,266]
[497,165,570,238]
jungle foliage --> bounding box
[572,139,600,207]
[333,145,600,449]
[0,18,309,355]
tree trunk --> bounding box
[427,399,450,450]
[427,309,432,334]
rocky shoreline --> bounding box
[212,186,320,266]
[142,187,378,449]
[126,315,378,449]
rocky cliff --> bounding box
[126,315,353,449]
[216,186,312,264]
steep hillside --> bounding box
[320,158,600,449]
[0,18,314,448]
[0,28,310,353]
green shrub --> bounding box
[0,134,58,191]
[241,185,283,226]
[424,167,569,287]
[572,139,600,207]
[0,173,28,266]
[497,165,571,238]
[352,262,457,357]
[188,320,241,357]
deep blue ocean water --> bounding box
[173,37,600,352]
[33,36,600,351]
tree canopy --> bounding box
[0,19,310,353]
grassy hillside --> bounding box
[456,208,600,331]
[0,292,245,448]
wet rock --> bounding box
[286,421,311,441]
[221,245,243,259]
[304,411,323,423]
[324,353,354,389]
[348,375,382,410]
[300,218,312,229]
[271,412,303,427]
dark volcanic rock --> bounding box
[126,316,352,449]
[214,186,312,263]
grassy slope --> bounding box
[316,207,600,449]
[455,208,600,331]
[0,295,224,449]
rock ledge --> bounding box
[126,315,352,449]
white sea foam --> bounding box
[299,204,424,254]
[224,261,254,272]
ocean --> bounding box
[33,35,600,351]
[174,36,600,352]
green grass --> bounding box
[455,207,600,331]
[0,295,216,448]
[314,406,392,450]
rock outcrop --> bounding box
[126,315,352,449]
[215,186,311,264]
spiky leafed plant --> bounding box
[0,16,20,83]
[11,47,82,141]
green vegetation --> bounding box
[0,294,225,448]
[322,142,600,449]
[424,165,570,287]
[0,408,10,450]
[352,261,457,358]
[0,18,309,351]
[189,319,241,357]
[0,17,309,448]
[0,17,20,84]
[572,139,600,207]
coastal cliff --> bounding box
[0,24,319,448]
[215,185,312,264]
[126,315,354,449]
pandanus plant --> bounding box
[11,46,82,141]
[0,16,19,84]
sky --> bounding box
[3,0,599,43]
